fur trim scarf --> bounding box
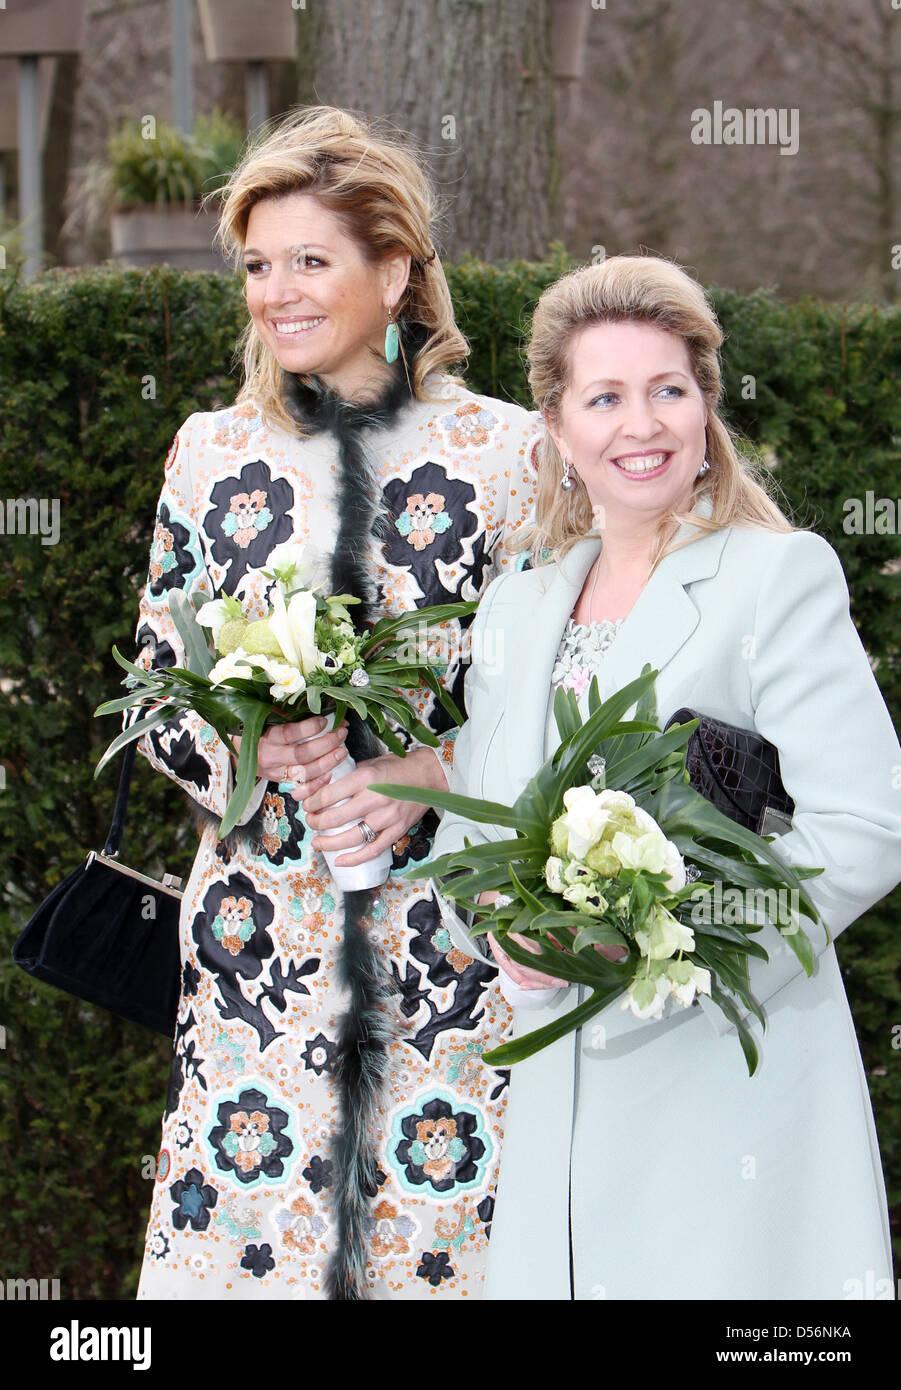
[281,345,419,1300]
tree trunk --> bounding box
[307,0,557,261]
[42,53,80,269]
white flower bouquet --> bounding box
[373,667,825,1073]
[95,544,475,868]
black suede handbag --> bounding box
[664,708,795,837]
[12,743,183,1036]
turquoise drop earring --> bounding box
[384,310,399,364]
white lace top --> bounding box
[545,616,624,749]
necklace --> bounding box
[587,555,602,619]
[584,552,652,624]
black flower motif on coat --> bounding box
[241,1242,276,1278]
[148,713,213,794]
[208,1086,294,1187]
[170,1167,218,1231]
[136,622,176,672]
[301,1032,335,1076]
[182,962,201,999]
[390,897,498,1060]
[389,811,438,873]
[477,1195,494,1240]
[302,1155,333,1194]
[252,789,312,872]
[164,1007,206,1120]
[147,502,203,601]
[391,1092,490,1197]
[204,460,295,592]
[416,1251,455,1286]
[380,462,478,606]
[191,873,284,1051]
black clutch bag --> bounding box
[11,742,183,1036]
[663,708,795,837]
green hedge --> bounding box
[1,258,898,1297]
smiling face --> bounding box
[548,320,708,530]
[243,192,410,401]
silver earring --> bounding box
[560,454,574,491]
[698,458,711,476]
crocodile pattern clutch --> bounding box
[664,708,795,836]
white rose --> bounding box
[630,807,686,891]
[248,656,307,704]
[560,785,612,859]
[209,650,260,686]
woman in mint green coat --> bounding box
[432,255,901,1300]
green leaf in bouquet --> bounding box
[376,724,407,758]
[713,971,767,1032]
[571,921,632,954]
[496,929,622,987]
[689,924,771,960]
[544,667,661,816]
[595,675,677,778]
[508,863,549,917]
[369,782,530,832]
[168,588,214,676]
[107,644,161,685]
[419,666,467,727]
[604,719,697,789]
[359,599,478,658]
[93,705,179,777]
[552,685,583,743]
[650,778,822,925]
[708,982,761,1076]
[219,698,271,839]
[482,986,624,1067]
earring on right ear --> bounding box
[384,307,399,364]
[560,454,574,491]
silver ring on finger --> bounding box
[358,819,378,844]
[287,766,304,787]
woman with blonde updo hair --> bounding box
[521,253,792,567]
[132,104,542,1301]
[433,253,901,1298]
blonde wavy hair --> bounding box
[209,105,468,433]
[520,254,795,569]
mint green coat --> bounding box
[432,511,901,1300]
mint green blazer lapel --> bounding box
[502,538,600,777]
[504,503,730,777]
[594,523,730,707]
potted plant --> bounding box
[108,110,246,272]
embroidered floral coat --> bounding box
[133,376,541,1300]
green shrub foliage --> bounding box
[1,259,898,1296]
